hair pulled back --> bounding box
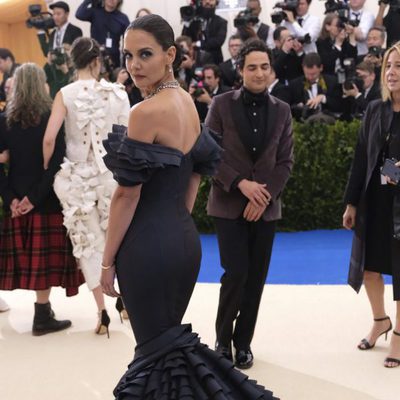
[70,37,101,70]
[126,14,182,71]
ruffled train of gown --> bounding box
[114,325,278,400]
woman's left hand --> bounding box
[100,266,120,297]
[18,196,34,215]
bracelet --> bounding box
[101,263,115,270]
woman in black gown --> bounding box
[100,14,278,399]
[343,42,400,368]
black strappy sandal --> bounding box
[384,331,400,368]
[358,316,392,350]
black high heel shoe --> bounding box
[358,316,392,350]
[115,297,128,323]
[95,309,110,338]
[384,331,400,368]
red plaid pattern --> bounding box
[0,212,84,296]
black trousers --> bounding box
[214,217,276,350]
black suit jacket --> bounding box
[288,73,343,113]
[205,90,294,221]
[182,14,227,65]
[219,59,239,89]
[353,81,381,115]
[38,23,83,57]
[195,84,231,122]
[272,48,304,84]
[316,38,357,76]
[270,81,290,104]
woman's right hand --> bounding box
[343,204,356,230]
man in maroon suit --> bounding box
[205,38,294,369]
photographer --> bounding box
[279,0,321,53]
[36,2,82,58]
[357,26,386,81]
[76,0,129,68]
[235,0,273,44]
[181,0,227,65]
[0,49,19,102]
[375,0,400,47]
[272,27,304,85]
[43,43,74,99]
[288,52,343,122]
[189,64,230,121]
[347,0,375,56]
[219,34,242,89]
[176,35,213,89]
[316,13,357,75]
[342,61,380,117]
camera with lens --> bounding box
[91,0,103,7]
[379,0,400,12]
[337,58,363,91]
[234,8,259,28]
[26,4,55,31]
[192,80,210,98]
[323,0,360,27]
[368,46,384,57]
[191,67,210,98]
[180,0,204,22]
[50,47,68,66]
[271,0,299,24]
[297,33,311,45]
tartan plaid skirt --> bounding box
[0,211,84,296]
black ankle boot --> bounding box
[32,302,71,336]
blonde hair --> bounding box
[381,41,400,102]
[6,63,52,129]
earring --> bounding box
[168,65,172,73]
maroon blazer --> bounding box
[205,89,294,221]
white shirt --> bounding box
[349,7,375,56]
[53,22,69,49]
[281,13,321,53]
[268,79,280,94]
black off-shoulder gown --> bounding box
[103,125,278,400]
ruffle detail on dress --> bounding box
[54,158,114,259]
[191,125,222,176]
[103,125,183,186]
[114,324,278,400]
[74,79,126,131]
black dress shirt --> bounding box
[241,87,268,162]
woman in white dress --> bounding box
[43,37,130,336]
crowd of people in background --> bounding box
[1,0,399,122]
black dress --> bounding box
[103,125,278,400]
[365,112,400,280]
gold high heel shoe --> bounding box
[115,297,129,323]
[95,309,110,338]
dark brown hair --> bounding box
[70,37,101,70]
[126,14,182,70]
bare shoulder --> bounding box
[127,100,157,143]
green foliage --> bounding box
[192,120,361,232]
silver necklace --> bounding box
[144,80,180,100]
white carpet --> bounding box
[0,284,397,400]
